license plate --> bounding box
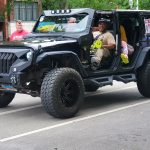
[1,85,14,89]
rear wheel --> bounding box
[41,68,84,118]
[0,92,15,108]
[137,60,150,97]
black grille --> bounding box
[0,53,17,74]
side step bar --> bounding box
[84,76,113,88]
[114,74,136,83]
[84,74,136,88]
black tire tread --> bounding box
[41,68,84,118]
[137,60,150,97]
[0,92,15,108]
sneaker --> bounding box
[91,57,100,70]
[121,53,129,64]
[91,62,100,70]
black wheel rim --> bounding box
[60,79,79,107]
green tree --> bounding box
[42,0,69,9]
[41,0,150,10]
[69,0,131,9]
[139,0,150,10]
[41,0,131,10]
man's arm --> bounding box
[102,32,116,49]
[10,33,14,41]
[102,43,115,49]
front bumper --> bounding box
[0,48,34,91]
[0,72,26,90]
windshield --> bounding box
[34,13,89,33]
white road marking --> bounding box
[1,100,150,142]
[0,105,42,116]
[0,85,136,116]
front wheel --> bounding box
[137,60,150,97]
[0,92,15,108]
[41,68,84,118]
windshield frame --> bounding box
[32,8,95,35]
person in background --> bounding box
[68,17,77,23]
[65,17,77,32]
[120,24,129,64]
[10,20,29,41]
[120,24,134,64]
[120,24,127,43]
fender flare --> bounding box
[135,47,150,69]
[36,51,88,77]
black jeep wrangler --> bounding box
[0,8,150,118]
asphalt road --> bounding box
[0,81,150,150]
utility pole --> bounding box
[136,0,139,10]
[129,0,133,9]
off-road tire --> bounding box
[0,92,15,108]
[41,68,84,118]
[137,60,150,97]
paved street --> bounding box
[0,81,150,150]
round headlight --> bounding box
[26,51,33,60]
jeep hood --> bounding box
[0,37,77,50]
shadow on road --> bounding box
[1,87,149,120]
[82,88,148,111]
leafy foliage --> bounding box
[41,0,150,10]
[42,0,69,9]
[139,0,150,10]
